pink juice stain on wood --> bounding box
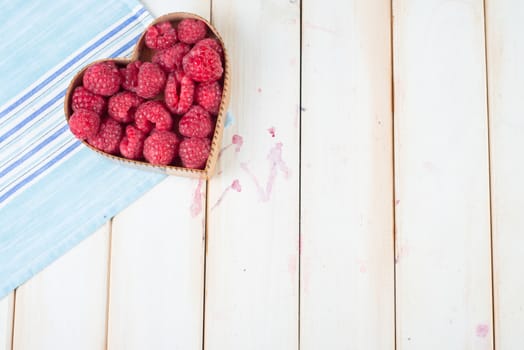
[232,134,243,152]
[240,142,290,202]
[476,324,489,338]
[190,179,204,217]
[218,134,244,158]
[268,127,276,138]
[211,179,242,210]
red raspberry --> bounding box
[179,106,213,138]
[182,45,223,82]
[179,137,211,169]
[83,61,122,96]
[119,125,146,160]
[195,81,222,115]
[108,92,143,123]
[135,100,173,133]
[71,86,106,115]
[120,61,142,92]
[143,130,179,165]
[69,109,100,140]
[173,73,195,115]
[152,43,190,73]
[144,21,177,50]
[177,19,207,44]
[174,69,185,83]
[135,62,166,99]
[87,117,123,155]
[164,73,178,113]
[194,38,224,59]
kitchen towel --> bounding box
[0,0,167,299]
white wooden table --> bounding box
[1,0,523,348]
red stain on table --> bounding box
[211,179,242,210]
[218,134,244,158]
[267,127,276,138]
[191,179,205,217]
[240,142,290,202]
[476,323,489,338]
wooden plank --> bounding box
[300,0,394,349]
[107,177,207,350]
[393,0,493,348]
[106,3,209,349]
[12,224,110,350]
[0,293,13,350]
[485,1,524,347]
[204,0,300,349]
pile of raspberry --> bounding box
[68,18,224,169]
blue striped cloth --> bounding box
[0,0,167,299]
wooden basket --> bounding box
[64,12,230,179]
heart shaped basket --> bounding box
[64,12,230,179]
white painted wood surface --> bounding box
[204,0,300,348]
[12,225,110,350]
[7,0,524,348]
[300,0,394,349]
[0,293,13,350]
[485,1,524,347]
[108,177,206,350]
[393,0,493,349]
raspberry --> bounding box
[120,61,142,92]
[182,45,223,82]
[164,73,178,113]
[195,81,222,115]
[135,100,173,133]
[174,69,185,83]
[88,117,123,155]
[194,38,224,59]
[144,21,178,50]
[69,109,100,140]
[71,86,106,115]
[135,62,167,99]
[108,92,143,123]
[152,43,190,73]
[83,61,122,96]
[179,137,211,169]
[173,73,195,115]
[143,130,179,165]
[119,125,146,160]
[179,106,213,138]
[177,19,207,44]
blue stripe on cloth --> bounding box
[0,124,68,179]
[0,142,82,204]
[0,7,146,119]
[0,91,65,143]
[0,35,142,201]
[0,0,165,299]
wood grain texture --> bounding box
[393,0,493,348]
[12,225,110,350]
[107,178,206,350]
[204,0,300,348]
[300,0,395,349]
[485,0,524,347]
[106,2,209,350]
[0,293,13,350]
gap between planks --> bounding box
[481,0,496,348]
